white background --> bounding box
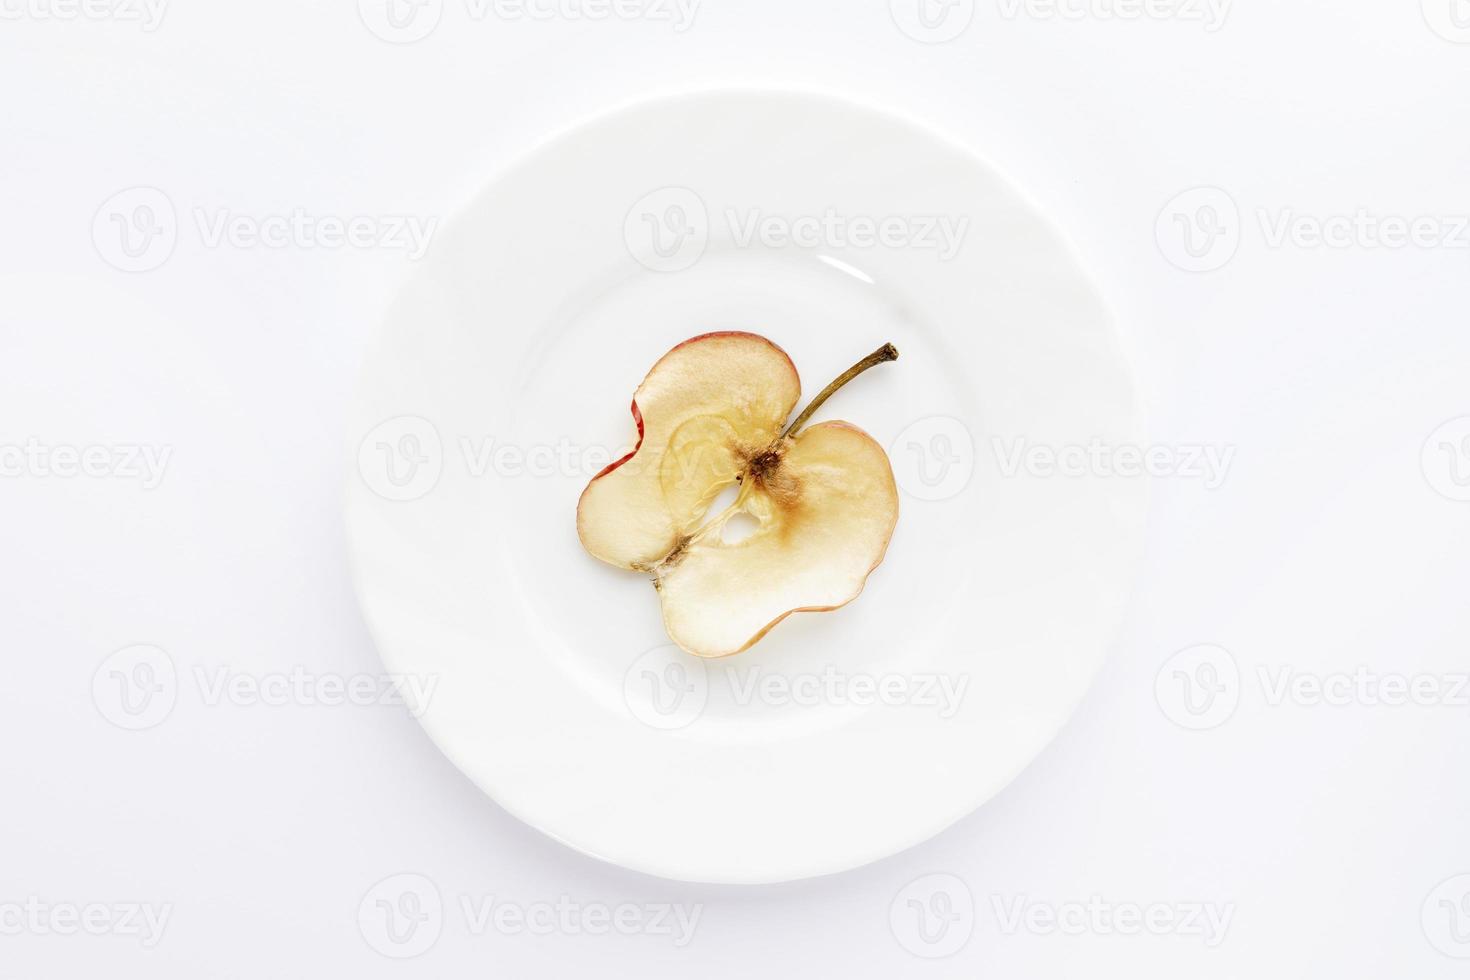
[3,0,1469,975]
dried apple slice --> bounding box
[576,334,900,658]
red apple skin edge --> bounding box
[588,400,644,482]
[581,331,800,484]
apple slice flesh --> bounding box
[576,332,801,570]
[654,420,900,659]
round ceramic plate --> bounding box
[345,90,1144,884]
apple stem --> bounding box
[782,343,899,439]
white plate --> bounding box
[345,90,1144,883]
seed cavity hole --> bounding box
[701,484,740,525]
[721,512,761,545]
